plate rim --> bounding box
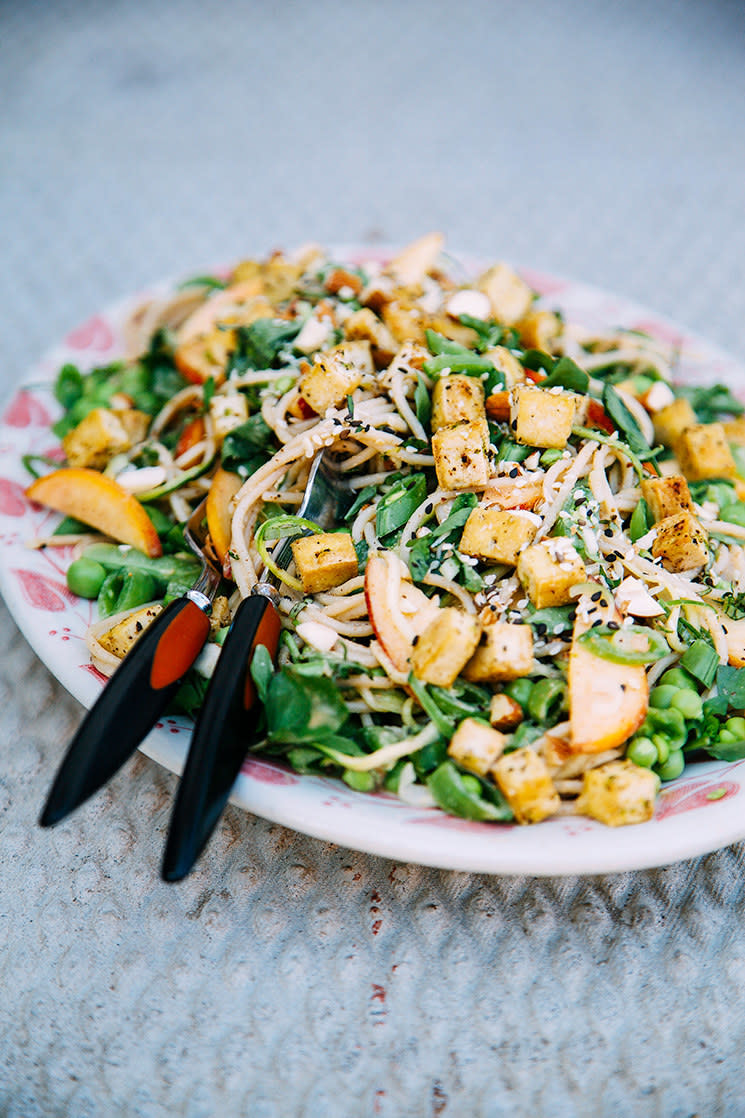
[3,246,745,876]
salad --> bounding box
[23,233,745,829]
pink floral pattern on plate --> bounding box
[2,251,745,875]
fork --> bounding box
[161,449,354,881]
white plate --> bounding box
[3,250,745,875]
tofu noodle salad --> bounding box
[25,233,745,828]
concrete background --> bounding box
[2,1,745,1114]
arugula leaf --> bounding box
[221,414,276,474]
[602,384,654,458]
[677,383,745,424]
[541,356,589,394]
[521,350,555,374]
[715,665,745,711]
[227,318,301,373]
[264,667,349,744]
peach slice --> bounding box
[205,467,243,567]
[364,551,440,673]
[568,613,648,754]
[26,468,162,558]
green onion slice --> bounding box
[578,625,669,665]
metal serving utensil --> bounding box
[39,498,224,827]
[161,449,353,882]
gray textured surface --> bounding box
[3,1,745,1115]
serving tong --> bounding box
[40,449,352,880]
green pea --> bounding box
[650,684,679,709]
[670,690,704,721]
[627,737,658,768]
[66,557,107,599]
[655,749,685,782]
[652,735,670,765]
[505,678,534,712]
[658,667,699,691]
[725,717,745,739]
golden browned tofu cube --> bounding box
[485,345,526,388]
[517,539,586,609]
[98,604,163,659]
[410,607,481,687]
[291,532,359,593]
[448,718,507,777]
[385,232,444,286]
[382,299,429,345]
[299,342,372,414]
[723,417,745,446]
[489,693,524,729]
[62,407,135,469]
[459,507,538,565]
[492,747,560,824]
[113,408,150,444]
[516,310,562,353]
[640,474,694,522]
[431,375,486,432]
[463,622,534,683]
[650,511,709,572]
[675,422,737,481]
[477,263,534,326]
[209,392,249,443]
[432,421,490,490]
[652,397,697,447]
[343,307,398,368]
[575,760,657,826]
[510,384,575,449]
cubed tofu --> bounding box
[489,693,524,729]
[675,423,737,481]
[382,299,429,346]
[384,232,444,286]
[650,511,709,572]
[459,507,538,565]
[431,421,490,490]
[98,604,163,659]
[113,408,150,445]
[410,607,481,687]
[517,539,586,609]
[291,532,359,593]
[640,474,694,521]
[209,392,249,443]
[463,622,534,683]
[721,618,745,668]
[62,407,135,470]
[343,307,398,368]
[298,342,372,414]
[485,345,526,388]
[477,263,534,326]
[510,384,576,449]
[652,397,697,447]
[723,417,745,446]
[492,747,560,824]
[575,760,657,826]
[447,718,507,777]
[431,375,486,432]
[516,310,562,353]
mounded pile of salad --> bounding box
[24,233,745,827]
